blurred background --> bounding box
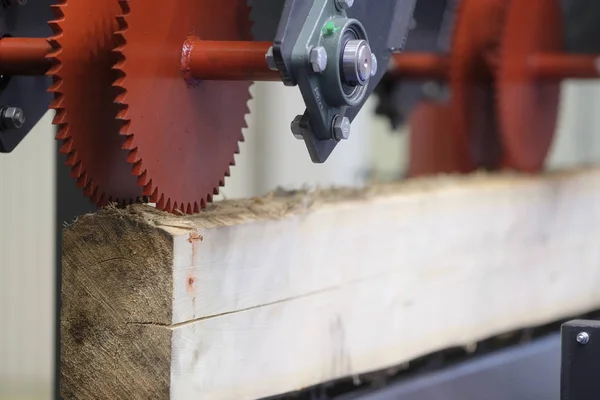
[3,0,600,397]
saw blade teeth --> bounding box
[114,92,127,105]
[49,95,64,110]
[65,151,78,167]
[71,161,84,179]
[121,135,135,149]
[131,159,143,175]
[137,170,149,186]
[193,202,200,214]
[76,172,88,189]
[142,180,154,196]
[83,181,95,197]
[156,194,165,210]
[149,188,159,203]
[59,137,74,154]
[55,125,69,140]
[48,79,63,93]
[52,109,67,125]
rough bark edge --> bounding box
[81,167,600,233]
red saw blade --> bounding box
[497,0,563,172]
[113,0,253,214]
[49,0,141,206]
[408,101,466,177]
[448,0,507,173]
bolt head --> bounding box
[332,115,351,141]
[309,46,328,73]
[291,115,304,140]
[335,0,354,10]
[577,332,590,344]
[2,107,25,130]
[265,46,278,72]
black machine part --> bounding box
[374,0,455,130]
[560,319,600,400]
[0,0,52,153]
[270,0,416,163]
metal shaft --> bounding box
[528,53,600,80]
[390,53,450,80]
[182,38,281,82]
[0,37,51,76]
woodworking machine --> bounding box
[3,0,600,215]
[3,0,600,398]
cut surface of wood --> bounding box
[61,168,600,400]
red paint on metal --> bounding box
[113,0,253,214]
[497,0,563,172]
[0,37,51,75]
[449,0,508,173]
[408,101,467,177]
[529,53,600,80]
[50,0,140,206]
[390,53,449,80]
[182,38,280,82]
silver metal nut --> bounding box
[577,332,590,344]
[332,115,351,141]
[265,46,278,71]
[1,107,25,130]
[291,115,304,140]
[309,46,328,73]
[335,0,354,10]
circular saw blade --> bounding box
[49,0,140,205]
[408,100,466,177]
[448,0,506,172]
[113,0,253,214]
[497,0,562,172]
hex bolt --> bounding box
[577,332,590,344]
[332,115,351,141]
[291,115,304,140]
[370,53,378,77]
[265,46,278,72]
[309,46,328,74]
[0,106,25,130]
[335,0,354,11]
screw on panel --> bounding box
[0,106,25,130]
[309,46,328,73]
[335,0,354,11]
[332,115,351,141]
[577,332,590,344]
[265,46,278,71]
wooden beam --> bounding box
[61,168,600,399]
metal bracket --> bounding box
[272,0,416,163]
[561,319,600,400]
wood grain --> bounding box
[61,168,600,399]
